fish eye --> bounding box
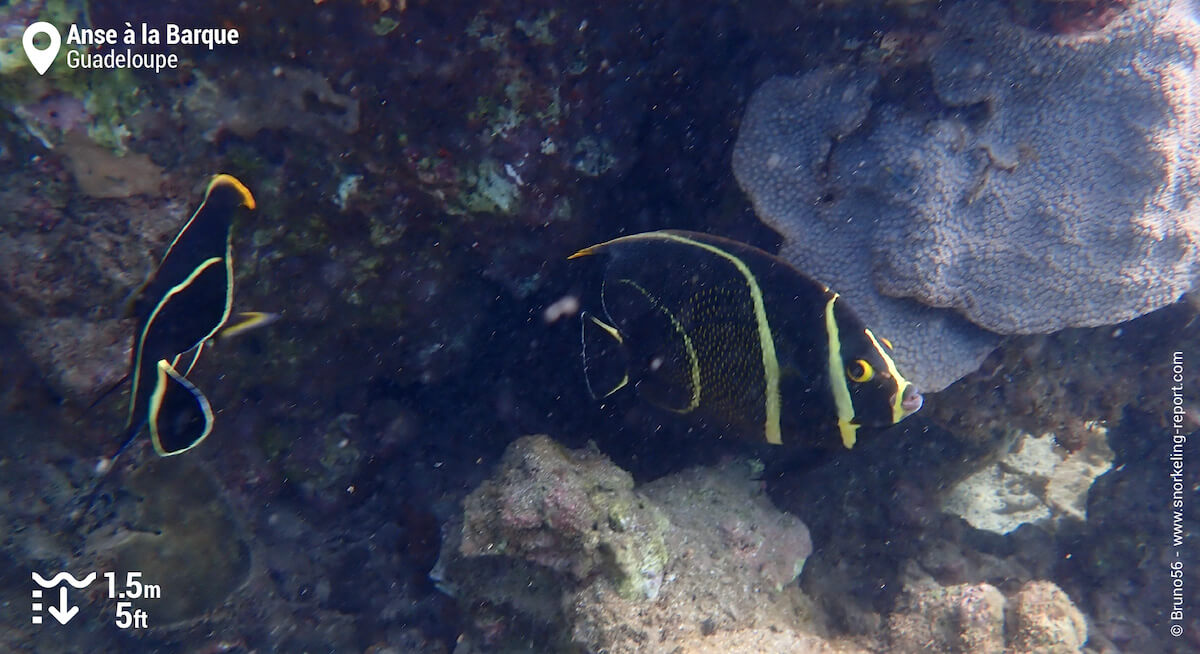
[846,359,875,383]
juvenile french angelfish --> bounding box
[569,230,923,449]
[116,173,257,457]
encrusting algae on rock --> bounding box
[454,434,670,602]
[940,423,1114,535]
[435,435,855,653]
[886,574,1088,654]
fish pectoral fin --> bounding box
[217,311,280,342]
[581,312,629,399]
[147,359,214,457]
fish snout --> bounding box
[899,383,923,418]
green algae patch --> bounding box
[456,158,521,216]
[599,494,670,600]
[1,2,150,153]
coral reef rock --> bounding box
[435,435,854,653]
[941,423,1114,535]
[912,0,1200,335]
[732,66,1000,393]
[16,316,129,406]
[455,434,670,602]
[2,187,182,407]
[733,0,1200,391]
[1008,581,1089,654]
[59,131,165,199]
[83,457,253,629]
[887,579,1007,653]
[887,575,1087,654]
[183,66,360,141]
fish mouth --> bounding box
[898,383,923,418]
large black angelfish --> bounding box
[570,230,923,449]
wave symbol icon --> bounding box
[32,571,96,625]
[32,572,97,589]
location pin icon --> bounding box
[23,22,61,76]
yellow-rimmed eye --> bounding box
[847,359,874,382]
[879,336,893,350]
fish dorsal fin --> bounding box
[580,312,629,399]
[148,359,214,457]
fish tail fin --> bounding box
[148,359,214,457]
[580,312,630,400]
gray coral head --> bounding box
[732,68,1001,393]
[732,0,1200,391]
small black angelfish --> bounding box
[569,230,923,449]
[117,173,258,457]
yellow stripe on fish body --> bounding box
[824,294,859,449]
[862,328,911,425]
[571,230,922,449]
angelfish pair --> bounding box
[570,231,923,449]
[108,174,270,459]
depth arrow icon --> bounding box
[47,587,79,625]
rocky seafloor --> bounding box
[1,0,1198,652]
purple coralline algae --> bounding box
[454,434,670,602]
[733,0,1200,391]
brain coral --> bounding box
[733,67,1000,392]
[733,0,1200,391]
